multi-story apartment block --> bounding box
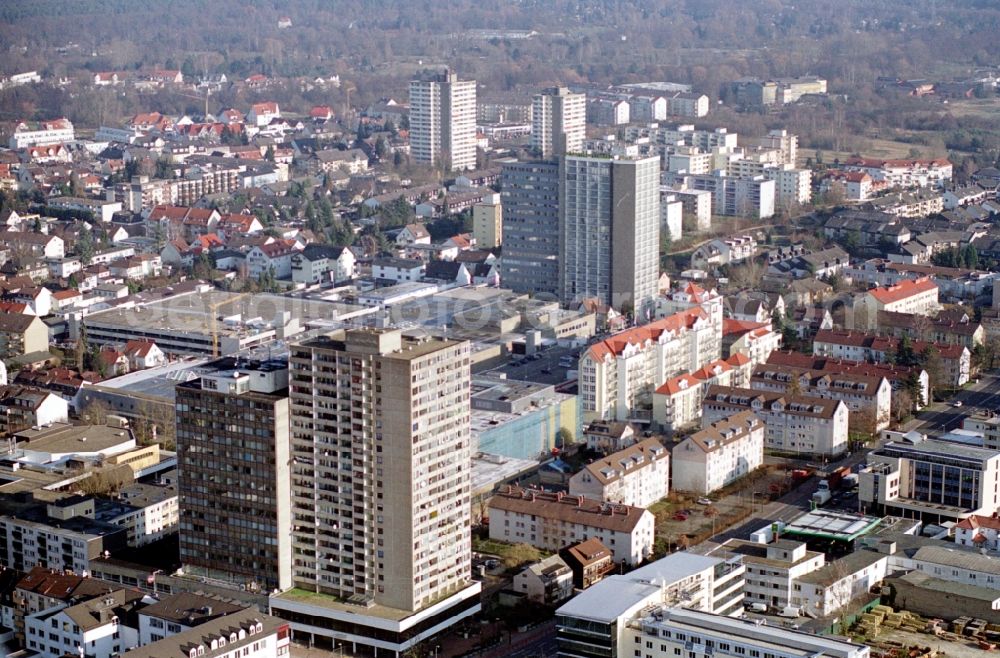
[860,432,1000,522]
[0,513,128,574]
[409,70,477,171]
[620,607,868,658]
[858,277,939,327]
[556,552,747,658]
[651,354,751,431]
[500,160,561,296]
[489,486,654,565]
[690,235,758,270]
[175,357,292,592]
[579,301,723,422]
[722,539,825,610]
[24,588,144,658]
[559,154,661,315]
[472,200,502,249]
[749,363,893,432]
[532,86,586,158]
[272,328,480,654]
[764,165,813,207]
[813,329,970,389]
[127,609,290,658]
[722,319,783,369]
[839,157,953,189]
[755,129,799,166]
[702,385,850,457]
[675,174,776,219]
[767,351,930,416]
[9,118,75,148]
[792,549,890,618]
[671,411,764,495]
[568,438,670,507]
[290,244,356,285]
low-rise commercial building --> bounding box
[860,432,1000,522]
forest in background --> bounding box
[1,0,1000,169]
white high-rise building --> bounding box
[409,70,477,171]
[271,328,481,654]
[559,153,660,316]
[531,86,586,158]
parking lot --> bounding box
[487,344,581,386]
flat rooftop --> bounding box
[17,423,133,456]
[471,453,539,496]
[85,291,374,336]
[782,509,882,541]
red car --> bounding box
[673,512,688,521]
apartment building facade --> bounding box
[568,438,670,507]
[559,154,661,316]
[409,70,477,171]
[532,87,586,158]
[489,486,655,565]
[672,411,765,495]
[702,385,850,457]
[579,301,723,422]
[499,160,561,296]
[175,358,292,592]
[749,363,892,432]
[274,328,481,654]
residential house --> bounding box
[395,223,432,246]
[722,319,782,369]
[246,239,301,279]
[290,244,356,285]
[582,421,637,453]
[123,340,165,369]
[561,538,615,590]
[690,235,757,270]
[0,313,48,359]
[247,102,280,128]
[955,514,1000,552]
[512,555,574,605]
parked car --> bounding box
[673,512,688,521]
[952,401,963,408]
[696,497,713,505]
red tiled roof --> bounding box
[867,277,938,305]
[124,339,156,358]
[655,373,700,396]
[587,308,709,362]
[956,514,1000,531]
[722,318,769,337]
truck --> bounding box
[825,466,851,491]
[811,486,832,506]
[841,473,859,491]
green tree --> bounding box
[76,226,95,265]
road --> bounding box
[900,372,1000,435]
